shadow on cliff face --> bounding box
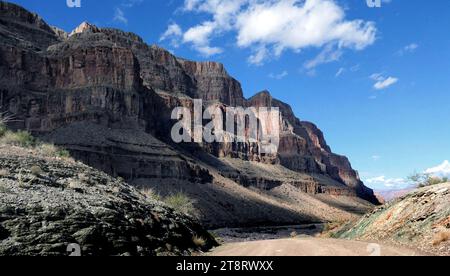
[132,178,323,229]
[313,196,371,216]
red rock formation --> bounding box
[0,1,379,211]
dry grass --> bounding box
[140,187,161,201]
[0,131,35,147]
[432,231,450,246]
[192,235,206,248]
[164,192,197,217]
[37,143,71,159]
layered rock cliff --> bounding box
[0,2,378,227]
[333,183,450,256]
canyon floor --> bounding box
[207,238,426,256]
[207,224,428,256]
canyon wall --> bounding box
[0,1,379,228]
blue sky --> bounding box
[9,0,450,190]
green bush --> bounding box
[0,131,35,147]
[164,192,197,216]
[0,123,7,137]
[56,149,71,158]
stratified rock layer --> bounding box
[334,183,450,256]
[0,1,378,228]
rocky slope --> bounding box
[333,183,450,256]
[0,146,216,256]
[0,1,378,228]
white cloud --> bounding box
[160,23,183,47]
[182,21,224,56]
[168,0,377,61]
[372,155,381,161]
[248,46,268,65]
[374,77,398,90]
[113,0,144,25]
[371,73,399,90]
[350,64,360,72]
[425,160,450,178]
[122,0,143,8]
[404,43,419,52]
[397,43,419,56]
[335,67,345,77]
[114,8,128,24]
[269,70,288,80]
[366,176,407,188]
[304,44,342,69]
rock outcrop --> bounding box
[0,146,216,256]
[0,1,379,228]
[333,183,450,256]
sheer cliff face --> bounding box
[0,0,379,216]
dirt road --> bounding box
[208,238,425,256]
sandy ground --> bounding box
[208,238,427,256]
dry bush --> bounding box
[192,235,206,248]
[164,192,197,217]
[140,187,161,201]
[30,165,43,176]
[0,131,35,147]
[37,143,71,158]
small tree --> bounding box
[408,171,447,187]
[407,172,428,187]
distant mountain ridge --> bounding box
[0,1,379,228]
[375,187,416,203]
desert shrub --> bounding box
[37,143,71,158]
[30,165,43,176]
[0,123,7,137]
[56,148,71,158]
[37,143,58,156]
[432,231,450,246]
[192,235,206,248]
[408,172,448,188]
[164,192,196,216]
[0,131,35,147]
[140,187,161,201]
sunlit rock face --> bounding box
[0,1,380,228]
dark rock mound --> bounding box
[0,148,216,256]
